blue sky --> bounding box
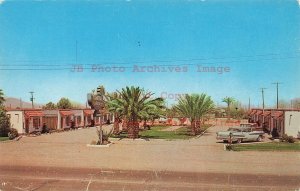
[0,0,300,108]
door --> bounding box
[25,119,29,133]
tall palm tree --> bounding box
[108,86,164,139]
[175,94,214,135]
[0,89,5,106]
[222,97,235,118]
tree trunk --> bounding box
[191,120,196,136]
[127,120,139,139]
[113,117,120,134]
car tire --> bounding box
[257,136,263,142]
[237,139,242,144]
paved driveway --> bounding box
[0,125,299,176]
[1,125,300,190]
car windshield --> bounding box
[227,128,241,132]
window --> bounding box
[7,114,11,118]
[15,114,19,123]
[33,118,40,129]
[66,116,70,126]
[77,116,81,124]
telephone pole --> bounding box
[260,88,267,113]
[19,98,23,109]
[272,82,282,109]
[29,91,35,109]
[248,97,251,111]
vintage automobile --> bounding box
[216,127,265,143]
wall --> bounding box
[284,111,300,138]
[7,111,24,134]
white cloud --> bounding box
[298,0,300,6]
[0,0,4,4]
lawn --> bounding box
[232,142,300,152]
[110,125,211,140]
[0,137,9,142]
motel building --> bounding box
[6,108,99,134]
[248,108,300,138]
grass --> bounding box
[232,142,300,152]
[0,137,9,142]
[110,125,212,140]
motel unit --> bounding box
[6,108,99,134]
[248,108,300,138]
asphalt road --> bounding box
[1,166,300,191]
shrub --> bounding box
[281,134,295,143]
[225,144,234,151]
[0,108,10,137]
[8,128,19,140]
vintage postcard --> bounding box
[0,0,300,190]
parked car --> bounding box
[216,127,264,143]
[240,123,263,131]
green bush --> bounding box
[0,108,10,137]
[8,128,18,140]
[281,134,295,143]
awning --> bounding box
[59,110,74,117]
[256,110,263,115]
[83,109,94,116]
[272,111,283,119]
[24,110,44,118]
[261,111,271,116]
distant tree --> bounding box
[71,101,84,109]
[222,97,235,118]
[57,98,72,109]
[43,102,57,109]
[0,89,5,106]
[0,90,10,136]
[291,98,300,109]
[166,106,179,118]
[277,99,290,109]
[0,108,10,137]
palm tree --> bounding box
[175,94,214,135]
[139,97,165,128]
[107,86,164,139]
[222,97,235,118]
[0,89,5,106]
[107,92,123,134]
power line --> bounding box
[1,50,300,67]
[0,55,300,70]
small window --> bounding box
[15,114,19,123]
[33,118,40,129]
[7,114,11,118]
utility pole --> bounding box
[248,97,251,111]
[272,82,282,109]
[260,88,267,113]
[20,98,23,109]
[29,91,35,109]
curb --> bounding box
[86,143,112,148]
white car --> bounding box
[216,127,264,144]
